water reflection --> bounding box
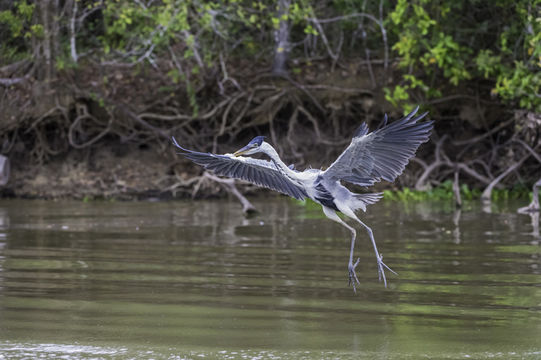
[452,208,461,244]
[0,198,539,359]
[522,211,539,239]
[0,207,8,295]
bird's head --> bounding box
[233,136,266,156]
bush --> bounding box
[385,0,541,113]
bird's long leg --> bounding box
[322,206,361,293]
[351,216,397,288]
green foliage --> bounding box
[99,0,314,63]
[97,0,315,115]
[101,0,189,52]
[55,54,79,71]
[96,0,540,116]
[383,181,531,202]
[383,181,456,202]
[0,1,35,37]
[0,1,38,62]
[385,0,541,112]
[494,61,541,110]
[1,0,538,117]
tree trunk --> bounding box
[272,0,291,75]
[34,0,60,84]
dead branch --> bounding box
[297,105,322,141]
[514,140,541,163]
[481,152,531,202]
[456,162,494,186]
[303,84,373,95]
[452,118,514,146]
[415,135,447,190]
[518,177,541,213]
[218,52,241,94]
[310,19,339,66]
[124,108,169,139]
[226,90,255,132]
[365,48,376,88]
[274,74,326,114]
[308,12,388,76]
[427,94,500,106]
[163,174,201,197]
[203,172,257,215]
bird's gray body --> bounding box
[173,107,433,292]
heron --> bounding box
[173,106,433,292]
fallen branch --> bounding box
[203,172,257,215]
[481,152,531,202]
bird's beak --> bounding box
[233,145,251,157]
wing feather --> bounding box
[172,138,308,200]
[322,106,433,187]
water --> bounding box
[0,198,539,359]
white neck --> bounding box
[260,142,297,179]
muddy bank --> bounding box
[1,139,298,200]
[2,142,169,199]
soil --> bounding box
[3,142,176,200]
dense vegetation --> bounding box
[0,0,539,202]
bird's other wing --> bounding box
[321,106,433,187]
[172,137,308,200]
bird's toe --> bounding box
[348,260,361,293]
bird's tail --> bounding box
[352,192,383,212]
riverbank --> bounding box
[1,138,534,204]
[1,141,174,200]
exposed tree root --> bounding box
[0,64,540,208]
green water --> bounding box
[0,198,539,359]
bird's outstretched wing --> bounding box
[172,137,308,200]
[321,106,433,187]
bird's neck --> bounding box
[261,143,297,180]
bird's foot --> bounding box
[376,253,397,288]
[348,258,361,293]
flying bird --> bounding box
[173,107,433,292]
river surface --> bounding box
[0,198,539,359]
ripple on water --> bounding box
[0,342,540,360]
[0,199,539,359]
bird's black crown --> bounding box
[248,136,266,146]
